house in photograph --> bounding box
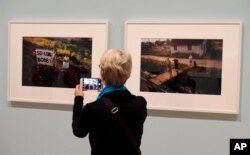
[169,39,207,56]
[141,39,209,57]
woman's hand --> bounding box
[74,84,84,97]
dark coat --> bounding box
[72,90,147,155]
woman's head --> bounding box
[99,49,132,86]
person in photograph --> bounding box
[189,54,193,67]
[165,57,172,78]
[173,58,179,69]
[62,54,69,70]
[72,49,147,155]
[52,52,57,68]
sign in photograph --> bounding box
[35,49,55,66]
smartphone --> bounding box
[80,77,102,91]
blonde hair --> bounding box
[99,49,132,86]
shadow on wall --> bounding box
[10,101,239,121]
[148,109,239,121]
[10,101,73,111]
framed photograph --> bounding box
[125,21,242,114]
[8,21,108,104]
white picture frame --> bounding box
[8,21,108,104]
[125,21,242,114]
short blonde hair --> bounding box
[99,49,132,86]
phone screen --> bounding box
[80,78,102,91]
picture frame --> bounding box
[8,20,108,104]
[125,21,242,114]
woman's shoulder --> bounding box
[134,95,146,101]
[84,99,104,109]
[131,95,147,107]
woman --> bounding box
[72,49,147,155]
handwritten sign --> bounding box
[35,49,54,66]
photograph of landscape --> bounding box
[22,37,92,88]
[140,38,223,95]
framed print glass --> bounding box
[8,21,108,104]
[125,21,242,114]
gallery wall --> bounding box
[1,0,250,155]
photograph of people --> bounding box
[140,38,222,95]
[22,37,92,88]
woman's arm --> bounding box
[72,85,89,138]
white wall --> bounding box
[1,0,250,155]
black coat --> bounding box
[72,90,147,155]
